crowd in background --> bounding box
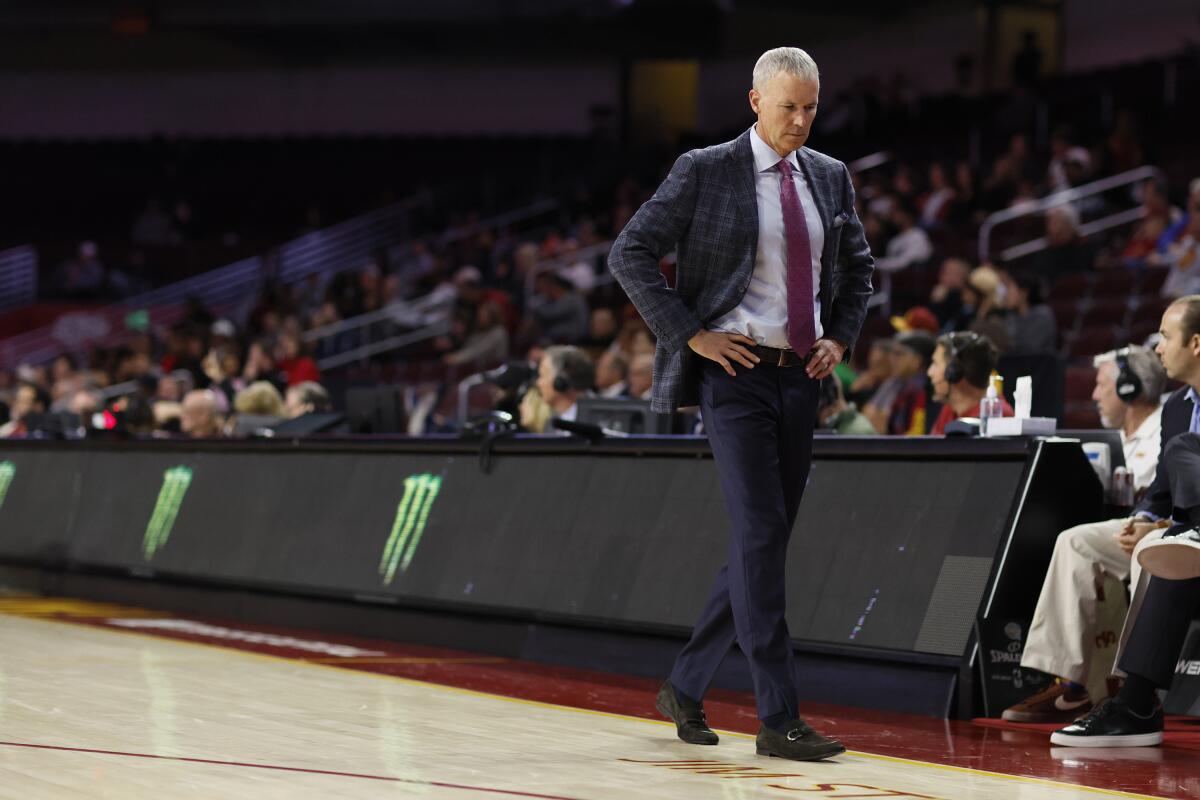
[3,61,1199,439]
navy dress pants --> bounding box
[1119,433,1200,687]
[669,358,819,721]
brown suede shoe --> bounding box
[1002,681,1092,723]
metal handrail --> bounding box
[999,206,1149,263]
[1,198,560,370]
[301,285,458,345]
[314,320,450,371]
[302,199,564,348]
[457,373,487,427]
[978,165,1164,263]
[847,151,891,173]
[435,198,560,247]
[97,380,140,402]
[523,240,614,300]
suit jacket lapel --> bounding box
[731,131,759,246]
[795,147,831,231]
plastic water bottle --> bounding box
[979,383,1002,437]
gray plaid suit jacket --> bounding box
[608,130,876,412]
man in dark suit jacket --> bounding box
[608,47,874,761]
[1052,295,1200,747]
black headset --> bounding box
[549,349,595,394]
[1114,347,1143,403]
[942,331,985,386]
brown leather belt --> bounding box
[748,345,810,368]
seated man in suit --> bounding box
[1051,296,1200,747]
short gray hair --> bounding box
[544,345,595,394]
[1093,344,1166,403]
[753,47,819,90]
[289,381,331,413]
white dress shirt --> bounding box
[600,381,628,399]
[1121,404,1162,492]
[709,124,824,350]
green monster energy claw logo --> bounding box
[143,466,193,561]
[379,472,442,585]
[0,461,15,513]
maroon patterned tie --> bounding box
[776,160,816,355]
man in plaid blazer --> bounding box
[608,47,874,761]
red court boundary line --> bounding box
[0,740,583,800]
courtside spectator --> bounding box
[1006,346,1166,724]
[627,354,654,401]
[534,346,595,424]
[874,198,933,274]
[0,382,51,438]
[847,339,896,408]
[1119,178,1180,269]
[596,350,630,398]
[1151,177,1200,260]
[927,332,1011,434]
[890,306,940,335]
[817,377,875,435]
[1003,272,1057,355]
[582,307,619,351]
[285,382,332,418]
[1159,196,1200,299]
[235,381,286,418]
[868,331,934,435]
[1031,206,1094,279]
[519,386,553,433]
[179,389,223,438]
[529,273,589,344]
[929,257,971,329]
[277,333,321,386]
[444,301,510,366]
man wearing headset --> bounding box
[926,331,1012,435]
[534,345,596,424]
[1000,345,1166,724]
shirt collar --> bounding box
[1123,404,1162,445]
[1188,386,1199,407]
[749,124,801,175]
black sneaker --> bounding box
[755,719,845,761]
[1137,524,1200,580]
[655,681,718,745]
[1049,698,1163,748]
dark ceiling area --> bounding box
[0,0,959,68]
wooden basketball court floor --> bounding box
[0,595,1195,799]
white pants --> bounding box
[1021,518,1164,700]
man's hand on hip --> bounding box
[688,330,760,376]
[806,338,846,380]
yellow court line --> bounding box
[0,608,1165,800]
[0,599,157,618]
